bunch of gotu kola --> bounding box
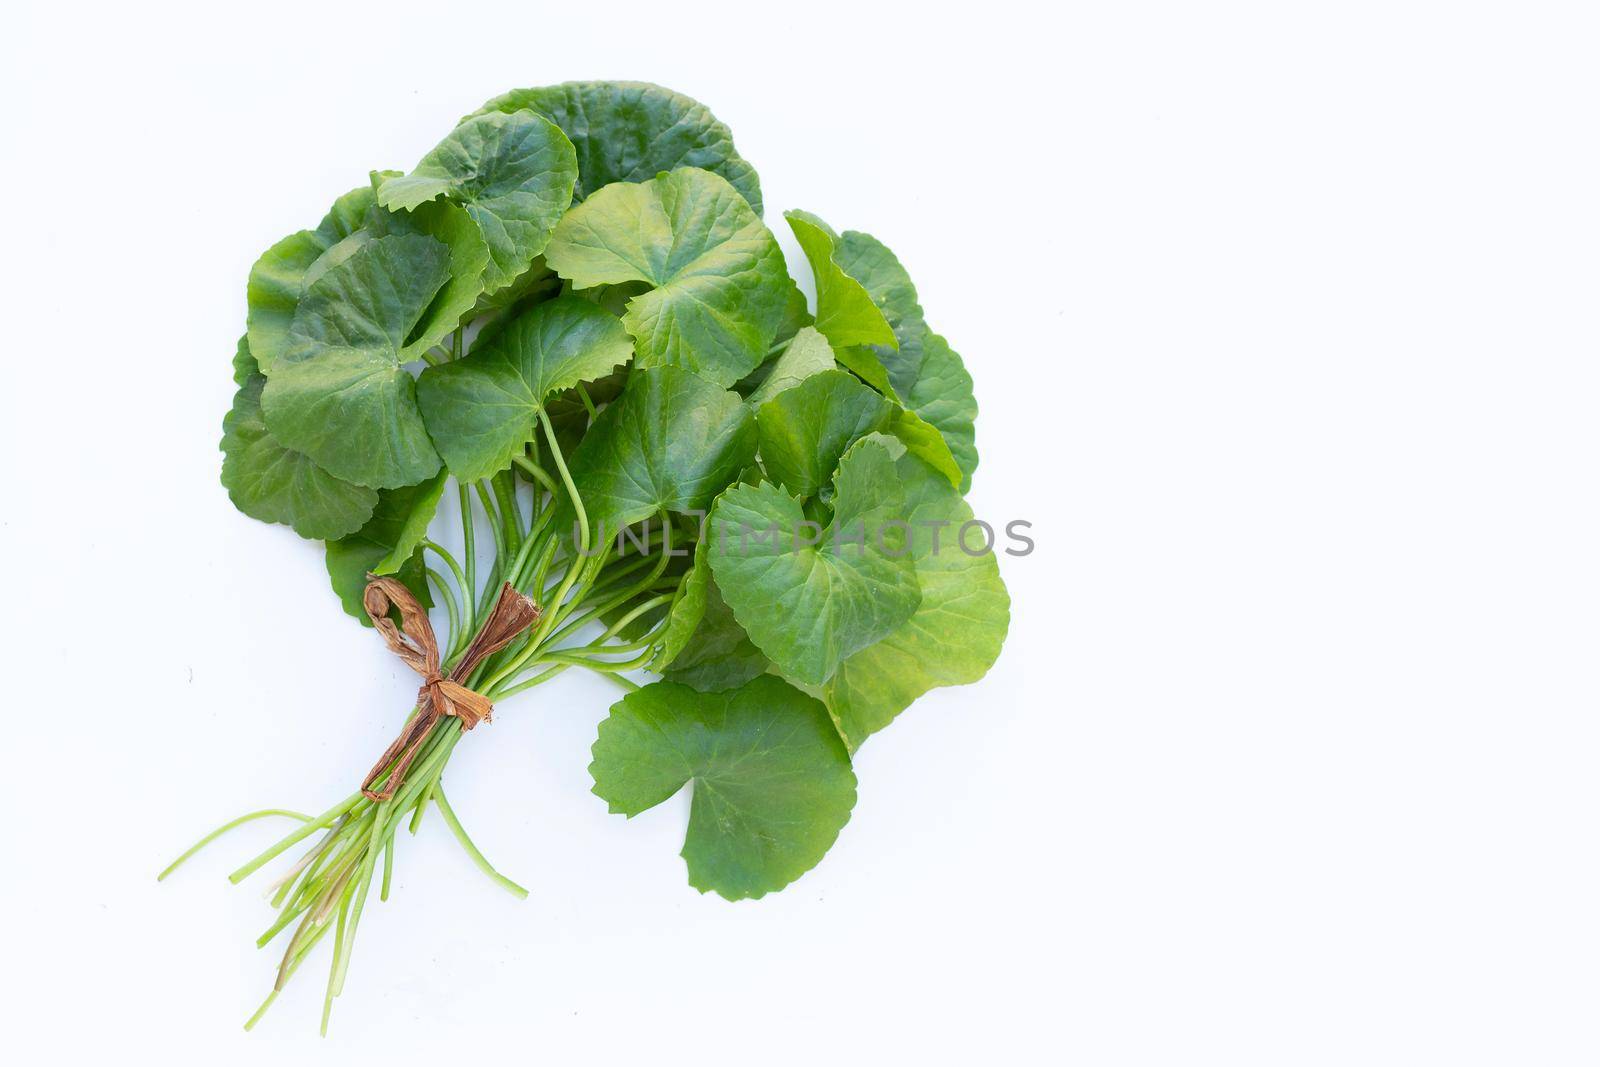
[165,81,1010,1031]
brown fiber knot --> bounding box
[358,576,539,801]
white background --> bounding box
[3,1,1596,1063]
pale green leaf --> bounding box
[589,675,856,899]
[545,168,789,386]
[784,210,896,350]
[745,326,837,407]
[823,454,1010,749]
[886,406,964,490]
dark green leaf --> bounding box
[833,229,926,397]
[325,480,440,626]
[567,366,757,532]
[467,81,763,212]
[261,234,448,489]
[416,297,633,481]
[589,675,855,899]
[379,111,577,295]
[363,197,490,353]
[661,574,770,691]
[755,369,893,499]
[371,471,447,575]
[246,184,374,374]
[908,332,978,491]
[220,340,377,539]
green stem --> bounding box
[493,471,523,550]
[512,455,560,497]
[426,567,461,649]
[157,809,311,881]
[433,784,528,899]
[458,483,477,626]
[576,382,598,420]
[229,793,364,884]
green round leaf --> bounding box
[784,210,897,351]
[220,340,377,539]
[650,534,712,672]
[823,227,979,491]
[661,575,771,692]
[822,453,1010,749]
[363,197,490,353]
[370,471,446,576]
[885,406,965,490]
[756,368,894,499]
[467,81,763,213]
[909,332,978,491]
[324,479,441,626]
[261,234,448,489]
[744,326,837,408]
[567,366,757,533]
[589,675,856,900]
[416,297,633,482]
[246,184,374,374]
[231,333,256,387]
[832,229,927,398]
[708,436,920,686]
[545,168,790,386]
[378,110,578,295]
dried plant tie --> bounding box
[360,576,540,801]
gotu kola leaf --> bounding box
[709,435,920,686]
[221,339,378,540]
[650,532,712,672]
[821,452,1009,750]
[324,474,443,625]
[467,81,764,213]
[755,368,893,500]
[246,184,374,374]
[589,675,855,900]
[906,331,979,492]
[661,575,770,693]
[362,195,490,353]
[566,366,757,534]
[831,228,926,398]
[818,225,980,492]
[784,210,897,351]
[744,325,837,408]
[378,110,577,296]
[416,296,633,482]
[545,168,790,387]
[261,234,448,489]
